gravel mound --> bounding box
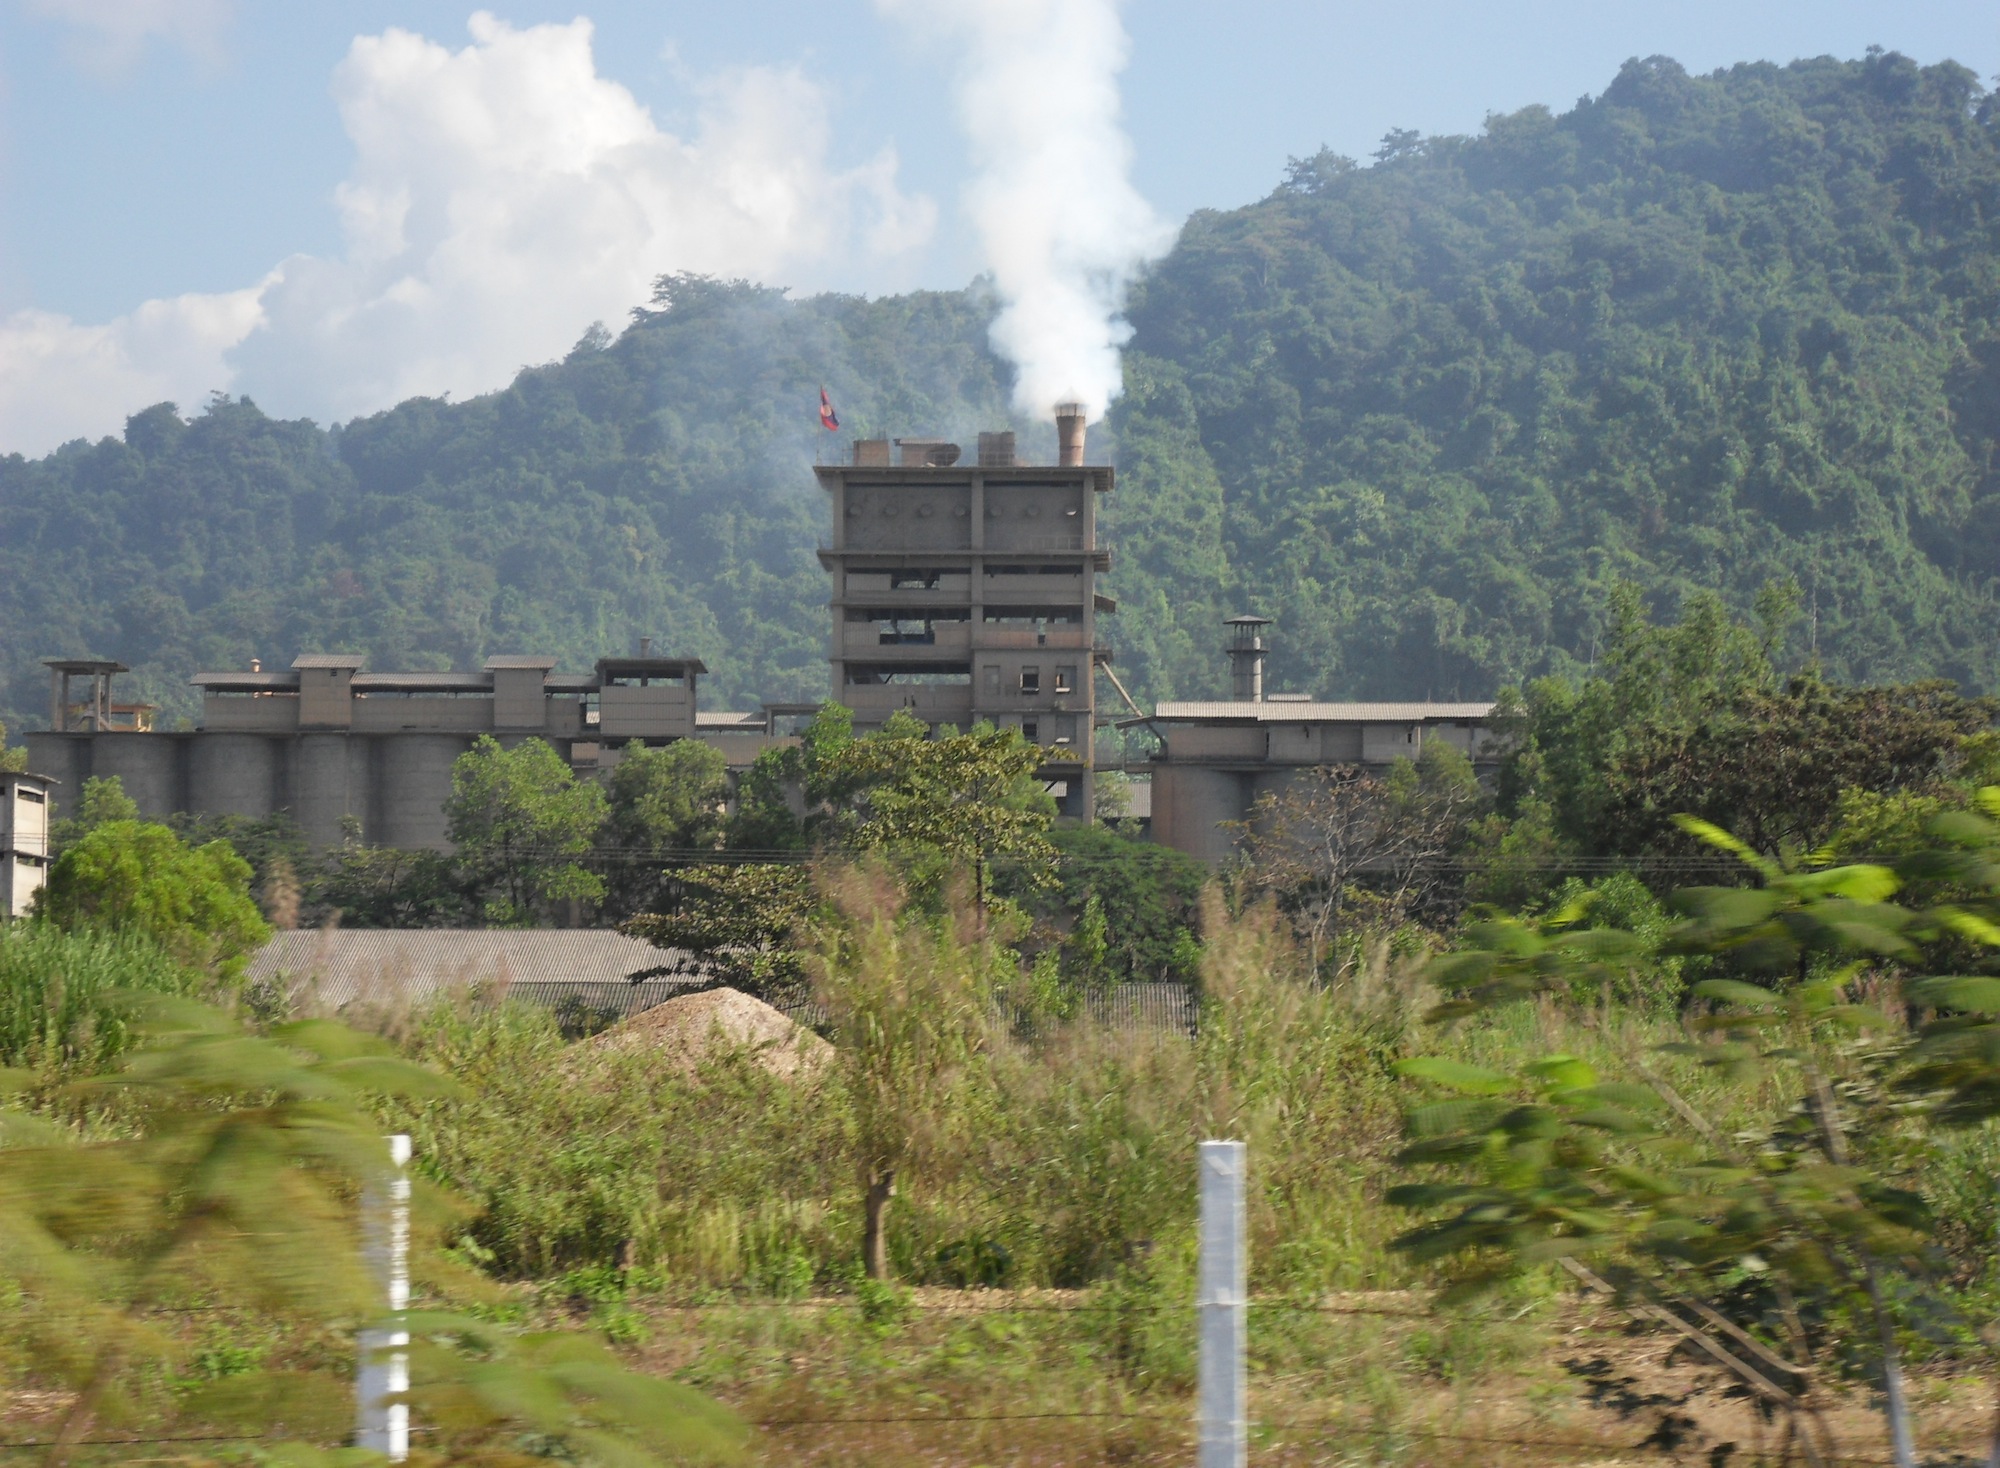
[581,986,830,1080]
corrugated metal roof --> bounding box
[697,712,768,730]
[351,673,491,692]
[292,654,367,670]
[1153,701,1496,722]
[247,929,704,1009]
[483,655,559,670]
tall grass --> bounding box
[376,893,1424,1297]
[368,884,2000,1337]
[0,922,203,1070]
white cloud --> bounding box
[0,288,262,454]
[0,11,934,453]
[22,0,233,71]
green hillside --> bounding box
[4,50,1997,736]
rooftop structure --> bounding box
[1134,617,1501,862]
[815,409,1113,818]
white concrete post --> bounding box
[1198,1139,1247,1468]
[357,1133,412,1461]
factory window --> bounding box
[1019,667,1040,694]
[1022,721,1039,742]
[1053,665,1076,694]
[18,789,43,804]
[845,664,971,685]
[1053,714,1077,744]
[983,666,1001,693]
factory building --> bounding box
[815,406,1112,817]
[1133,616,1501,864]
[1,770,55,918]
[21,651,790,852]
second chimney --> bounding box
[1056,402,1087,467]
[1225,615,1271,702]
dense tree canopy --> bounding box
[38,820,269,978]
[4,52,1997,737]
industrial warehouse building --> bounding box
[816,410,1111,818]
[24,651,794,851]
[22,415,1499,865]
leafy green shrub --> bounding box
[37,819,270,979]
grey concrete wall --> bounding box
[22,734,87,810]
[374,734,471,851]
[1151,765,1251,866]
[293,734,361,847]
[188,735,280,821]
[92,733,186,822]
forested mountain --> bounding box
[5,50,1999,736]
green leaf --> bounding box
[1395,1057,1514,1094]
[1907,976,2000,1015]
[1672,816,1777,875]
[1527,1054,1597,1090]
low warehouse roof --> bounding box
[246,929,710,1019]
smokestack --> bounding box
[1225,615,1271,702]
[639,636,653,658]
[1056,403,1087,467]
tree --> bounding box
[1599,676,1996,862]
[309,841,470,928]
[0,717,24,774]
[601,738,730,917]
[813,870,998,1280]
[49,774,139,851]
[1240,741,1484,968]
[37,820,270,980]
[621,863,820,1005]
[1391,805,2000,1468]
[814,714,1058,909]
[995,822,1207,986]
[445,736,607,924]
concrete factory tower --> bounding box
[816,404,1112,819]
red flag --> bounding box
[818,386,840,431]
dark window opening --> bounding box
[1054,665,1076,694]
[845,664,972,686]
[1019,667,1040,695]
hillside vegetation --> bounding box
[4,50,1999,735]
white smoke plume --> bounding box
[876,0,1173,422]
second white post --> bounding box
[1198,1139,1246,1468]
[357,1132,412,1461]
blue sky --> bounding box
[0,1,1990,453]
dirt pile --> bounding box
[580,987,830,1080]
